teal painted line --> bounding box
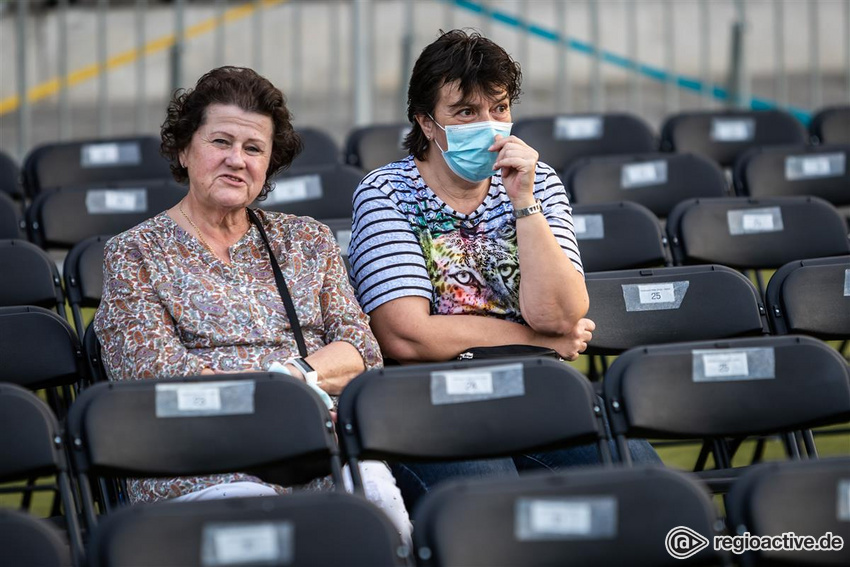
[446,0,812,123]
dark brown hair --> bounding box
[160,66,302,200]
[404,29,522,160]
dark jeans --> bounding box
[390,438,660,513]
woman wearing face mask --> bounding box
[348,30,659,511]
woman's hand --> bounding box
[544,318,596,361]
[491,134,539,209]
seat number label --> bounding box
[638,283,675,304]
[702,352,749,378]
[177,387,222,412]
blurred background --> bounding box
[2,0,849,160]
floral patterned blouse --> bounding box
[94,209,382,503]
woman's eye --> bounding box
[246,146,261,155]
[495,104,508,113]
[213,138,229,146]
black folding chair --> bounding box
[765,255,850,341]
[0,305,88,413]
[66,374,344,533]
[0,383,84,566]
[260,163,363,219]
[0,508,73,567]
[666,196,850,294]
[584,264,768,358]
[0,149,24,202]
[566,152,728,218]
[0,192,24,240]
[338,357,611,495]
[726,457,850,566]
[0,239,67,318]
[27,182,185,250]
[413,466,729,567]
[733,144,850,207]
[660,110,807,168]
[63,235,109,339]
[809,105,850,145]
[512,113,657,174]
[291,126,341,168]
[572,201,670,273]
[344,122,411,172]
[87,491,410,567]
[604,335,850,491]
[21,136,172,198]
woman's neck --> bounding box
[415,154,490,216]
[169,196,252,263]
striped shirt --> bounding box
[349,156,583,322]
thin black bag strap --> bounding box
[246,208,308,358]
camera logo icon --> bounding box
[665,526,710,559]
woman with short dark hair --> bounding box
[349,30,658,511]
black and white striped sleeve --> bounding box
[348,182,433,314]
[537,165,585,277]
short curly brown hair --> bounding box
[160,66,302,200]
[404,29,522,161]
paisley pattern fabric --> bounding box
[94,208,381,503]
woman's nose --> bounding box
[225,145,246,167]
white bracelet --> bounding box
[284,356,319,385]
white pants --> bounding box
[173,461,412,545]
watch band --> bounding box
[514,200,543,219]
[285,357,319,385]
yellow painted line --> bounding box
[0,0,285,117]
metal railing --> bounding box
[2,0,849,161]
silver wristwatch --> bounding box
[514,200,543,219]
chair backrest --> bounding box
[667,196,850,270]
[566,152,728,218]
[291,126,341,168]
[344,123,411,172]
[412,466,726,567]
[512,113,657,174]
[725,457,850,566]
[87,492,410,567]
[660,110,807,168]
[0,150,24,201]
[0,509,72,567]
[0,239,66,317]
[809,105,850,145]
[733,144,850,206]
[0,383,83,565]
[0,192,23,239]
[0,306,86,391]
[765,255,850,339]
[584,265,768,355]
[22,136,172,197]
[260,163,363,219]
[338,358,609,483]
[83,322,109,384]
[572,202,669,273]
[67,374,343,529]
[63,235,109,338]
[27,182,185,249]
[604,335,850,444]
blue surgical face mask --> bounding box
[429,115,513,183]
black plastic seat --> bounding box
[571,202,669,272]
[726,457,850,566]
[67,374,344,533]
[512,113,657,174]
[87,492,409,567]
[0,509,72,567]
[63,235,109,338]
[765,255,850,340]
[566,152,728,218]
[584,264,769,356]
[27,182,185,250]
[291,126,341,168]
[343,122,411,172]
[0,239,67,318]
[660,110,807,168]
[413,466,727,567]
[733,144,850,207]
[22,135,172,198]
[809,105,850,145]
[0,192,24,239]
